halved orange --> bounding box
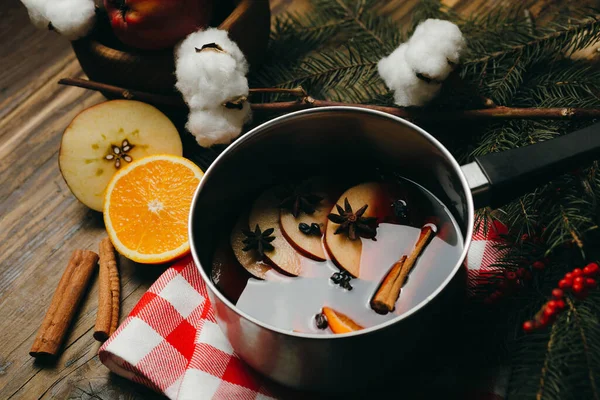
[322,306,364,334]
[104,155,204,263]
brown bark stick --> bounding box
[251,101,600,120]
[248,87,308,97]
[58,77,600,121]
[30,249,98,357]
[370,256,406,314]
[370,226,435,314]
[94,238,120,342]
[58,78,186,108]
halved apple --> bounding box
[324,182,386,278]
[279,179,335,261]
[230,211,274,279]
[249,187,302,276]
[59,100,183,211]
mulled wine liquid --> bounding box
[211,176,464,334]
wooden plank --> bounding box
[0,61,100,205]
[0,0,74,123]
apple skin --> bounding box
[104,0,213,50]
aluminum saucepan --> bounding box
[188,107,600,393]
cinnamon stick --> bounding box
[94,238,120,342]
[371,226,435,314]
[370,256,407,313]
[30,249,98,357]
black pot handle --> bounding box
[462,121,600,209]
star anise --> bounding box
[327,198,378,240]
[278,182,323,218]
[241,225,276,258]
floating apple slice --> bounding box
[324,182,386,278]
[211,237,250,303]
[279,179,335,261]
[231,211,274,279]
[249,187,302,276]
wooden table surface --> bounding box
[1,0,596,399]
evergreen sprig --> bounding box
[243,1,600,397]
[250,0,398,103]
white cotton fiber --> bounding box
[46,0,96,40]
[21,0,50,29]
[21,0,96,40]
[176,28,248,75]
[405,19,466,81]
[186,103,252,148]
[175,49,250,109]
[378,44,441,106]
[377,18,465,106]
[175,28,252,147]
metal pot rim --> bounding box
[188,106,475,339]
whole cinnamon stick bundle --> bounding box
[371,226,435,314]
[30,249,98,357]
[94,238,120,342]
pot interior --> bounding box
[190,107,473,322]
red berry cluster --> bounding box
[484,268,533,304]
[523,262,599,333]
[558,263,598,297]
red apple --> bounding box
[104,0,213,50]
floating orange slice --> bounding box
[104,155,203,263]
[322,307,364,334]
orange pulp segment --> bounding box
[104,155,204,263]
[322,306,364,334]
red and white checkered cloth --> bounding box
[99,221,509,399]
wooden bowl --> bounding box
[71,0,271,95]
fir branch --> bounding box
[515,61,600,108]
[474,207,498,238]
[536,323,558,400]
[269,45,381,102]
[315,0,402,51]
[465,14,600,65]
[409,0,458,33]
[486,54,527,105]
[561,207,584,250]
[460,5,537,57]
[330,0,385,46]
[567,297,600,400]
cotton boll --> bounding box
[175,50,249,109]
[405,19,465,80]
[21,0,50,29]
[392,78,440,107]
[378,44,410,93]
[46,0,96,40]
[187,103,252,148]
[176,28,248,75]
[175,28,251,147]
[410,19,465,56]
[21,0,95,40]
[175,28,250,109]
[378,43,441,107]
